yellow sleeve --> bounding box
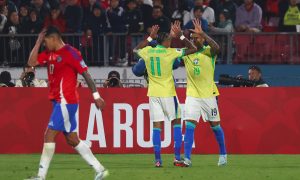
[137,46,151,60]
[203,46,212,57]
[168,48,185,60]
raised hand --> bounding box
[37,29,46,44]
[149,25,160,39]
[170,20,182,38]
[190,19,203,35]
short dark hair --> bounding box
[194,6,204,13]
[108,70,121,79]
[45,25,62,38]
[220,9,230,20]
[0,71,12,84]
[156,32,170,44]
[249,65,262,73]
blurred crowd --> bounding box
[1,0,300,36]
[0,0,300,67]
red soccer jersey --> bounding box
[38,44,88,104]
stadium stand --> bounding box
[0,0,299,66]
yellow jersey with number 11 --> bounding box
[138,45,184,97]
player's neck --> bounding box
[54,41,66,51]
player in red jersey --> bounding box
[26,26,108,180]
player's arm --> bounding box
[132,58,146,77]
[133,25,159,53]
[82,71,105,110]
[191,19,220,55]
[28,30,46,67]
[171,21,197,56]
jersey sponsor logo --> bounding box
[80,60,87,68]
[56,56,62,62]
[176,48,181,52]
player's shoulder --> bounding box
[142,45,152,50]
[63,44,82,60]
[200,45,212,55]
[166,47,182,53]
[139,45,152,53]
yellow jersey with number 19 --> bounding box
[138,45,184,97]
[182,45,219,98]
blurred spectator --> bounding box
[82,0,100,29]
[106,0,126,33]
[233,0,243,6]
[190,0,215,25]
[0,70,14,87]
[106,0,126,66]
[19,4,29,25]
[44,5,66,33]
[209,9,234,32]
[47,0,60,9]
[124,0,143,66]
[100,0,110,9]
[22,9,43,33]
[147,5,171,33]
[3,10,22,65]
[263,0,280,32]
[30,0,50,22]
[85,4,107,34]
[0,0,17,13]
[171,0,190,26]
[208,0,219,12]
[84,3,107,65]
[185,0,194,10]
[153,0,171,18]
[214,0,237,24]
[248,65,269,87]
[0,5,8,32]
[124,0,143,33]
[209,9,233,63]
[136,0,153,32]
[279,0,300,32]
[15,65,47,87]
[64,0,83,32]
[184,6,208,33]
[103,70,123,87]
[235,0,262,32]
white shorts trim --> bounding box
[183,96,220,122]
[149,96,181,122]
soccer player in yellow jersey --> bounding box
[133,21,197,167]
[181,19,227,167]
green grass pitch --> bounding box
[0,154,299,180]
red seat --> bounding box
[233,35,253,64]
[272,34,296,64]
[254,35,275,63]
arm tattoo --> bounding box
[200,32,220,55]
[82,71,97,93]
[182,38,197,56]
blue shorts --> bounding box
[48,101,79,133]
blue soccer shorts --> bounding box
[48,101,79,133]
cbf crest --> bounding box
[193,59,199,65]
